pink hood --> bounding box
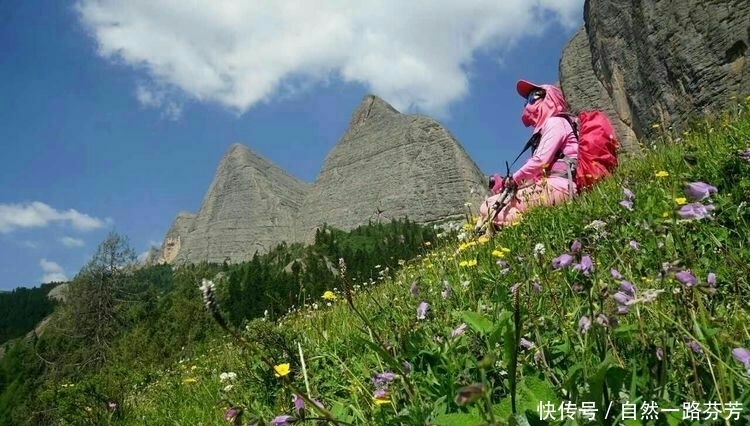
[518,81,568,134]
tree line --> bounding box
[0,219,441,425]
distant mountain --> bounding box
[156,95,486,264]
[163,144,310,265]
[299,95,485,240]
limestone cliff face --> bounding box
[560,26,640,152]
[298,95,486,239]
[157,211,195,264]
[169,144,310,264]
[560,0,750,151]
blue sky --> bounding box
[0,0,583,291]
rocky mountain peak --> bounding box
[161,144,310,265]
[298,96,486,238]
[349,94,400,127]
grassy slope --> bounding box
[116,101,750,425]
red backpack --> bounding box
[558,111,619,190]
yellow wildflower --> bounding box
[662,212,669,218]
[477,236,490,244]
[462,223,474,231]
[674,197,687,205]
[190,365,197,371]
[491,250,504,258]
[182,377,197,384]
[655,171,669,178]
[651,123,660,129]
[273,363,291,378]
[501,247,511,253]
[462,259,478,267]
[322,291,337,301]
[459,260,468,267]
[374,393,391,405]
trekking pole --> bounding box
[476,162,516,237]
[485,162,516,236]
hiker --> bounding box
[478,80,578,230]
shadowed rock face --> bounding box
[171,144,310,264]
[158,211,195,264]
[560,0,750,151]
[298,95,486,239]
[560,26,640,152]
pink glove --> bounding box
[490,173,504,194]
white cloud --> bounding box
[60,236,86,248]
[21,240,39,249]
[0,201,107,233]
[135,84,183,120]
[76,0,583,117]
[40,259,67,283]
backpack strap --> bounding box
[511,133,541,166]
[555,113,579,140]
[553,113,579,195]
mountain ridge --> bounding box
[156,94,485,264]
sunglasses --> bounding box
[526,89,546,105]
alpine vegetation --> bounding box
[2,98,750,425]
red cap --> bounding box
[516,79,543,98]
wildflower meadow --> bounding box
[2,98,750,426]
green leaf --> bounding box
[520,375,559,408]
[585,357,614,407]
[432,411,484,426]
[460,311,495,335]
[508,413,532,426]
[663,408,683,426]
[613,324,639,337]
[329,401,355,422]
[489,311,513,346]
[495,376,560,419]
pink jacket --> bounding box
[512,116,578,185]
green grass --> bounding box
[70,99,750,425]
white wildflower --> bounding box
[585,220,608,230]
[220,372,237,382]
[639,289,665,303]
